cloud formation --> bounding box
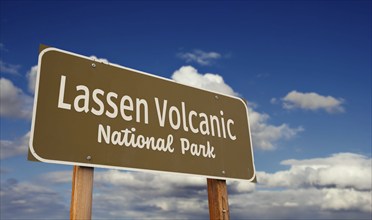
[0,132,30,159]
[41,170,209,219]
[0,78,33,119]
[253,152,372,215]
[172,66,238,96]
[280,90,345,113]
[34,152,371,219]
[230,187,370,219]
[0,178,69,219]
[248,108,303,150]
[258,152,371,191]
[89,55,109,64]
[178,50,221,66]
[172,66,302,150]
[26,65,38,94]
[0,60,21,75]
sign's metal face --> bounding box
[29,47,256,181]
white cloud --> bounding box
[258,152,372,191]
[0,132,30,159]
[0,60,21,75]
[231,153,372,217]
[42,170,252,196]
[42,170,209,219]
[178,50,221,66]
[94,171,369,218]
[228,180,256,194]
[230,188,371,219]
[172,66,302,150]
[0,78,33,119]
[321,188,371,212]
[40,171,72,184]
[90,55,109,64]
[26,65,38,94]
[172,66,237,96]
[5,152,371,219]
[281,90,345,113]
[95,170,206,189]
[0,178,69,219]
[248,108,303,150]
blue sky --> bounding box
[0,0,371,219]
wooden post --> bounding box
[207,178,230,220]
[70,166,94,220]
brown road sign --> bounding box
[29,46,256,181]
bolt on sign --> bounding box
[29,46,256,181]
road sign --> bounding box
[29,46,256,181]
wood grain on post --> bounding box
[207,178,230,220]
[70,166,94,220]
